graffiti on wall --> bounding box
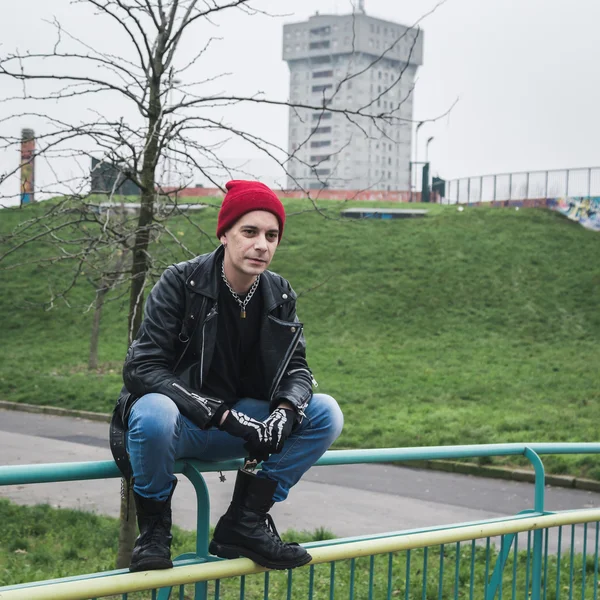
[548,197,600,231]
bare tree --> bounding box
[0,0,449,569]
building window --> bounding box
[310,26,331,35]
[309,40,330,50]
[312,84,333,93]
[312,55,332,65]
[315,168,331,175]
[313,70,334,78]
[310,140,331,148]
[311,111,332,120]
[310,154,331,162]
[311,126,332,134]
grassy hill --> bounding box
[1,200,599,478]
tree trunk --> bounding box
[116,78,163,568]
[89,250,129,371]
[88,288,107,370]
[115,484,138,569]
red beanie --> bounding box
[217,180,286,243]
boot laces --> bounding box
[264,513,281,540]
[262,513,299,548]
[142,516,171,546]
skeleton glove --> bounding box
[219,409,270,462]
[263,408,296,454]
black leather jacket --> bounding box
[116,245,314,428]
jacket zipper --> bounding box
[269,326,304,404]
[171,382,211,416]
[199,304,218,389]
[287,367,318,388]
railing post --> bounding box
[544,170,549,199]
[565,169,570,197]
[508,173,512,201]
[467,178,471,206]
[525,172,530,200]
[479,176,484,203]
[588,167,592,197]
[524,447,545,600]
[182,460,211,600]
[493,175,497,201]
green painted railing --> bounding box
[1,443,599,600]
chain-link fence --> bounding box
[446,166,600,204]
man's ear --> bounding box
[220,234,227,245]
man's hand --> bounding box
[264,407,295,454]
[219,409,270,462]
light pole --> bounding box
[425,136,435,163]
[411,121,424,202]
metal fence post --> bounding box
[525,172,530,200]
[467,178,471,206]
[566,169,570,197]
[544,171,549,199]
[588,167,592,197]
[182,460,212,600]
[493,175,497,201]
[524,447,546,600]
[508,173,512,201]
[479,176,484,203]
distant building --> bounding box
[283,6,423,192]
[90,158,140,197]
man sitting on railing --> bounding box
[110,180,344,572]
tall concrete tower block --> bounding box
[20,128,35,205]
[283,10,423,192]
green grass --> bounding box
[1,199,599,478]
[1,499,597,599]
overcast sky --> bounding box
[1,0,599,206]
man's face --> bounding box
[221,210,280,279]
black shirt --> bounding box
[200,276,266,406]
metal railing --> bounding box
[446,166,600,204]
[1,443,600,600]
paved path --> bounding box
[1,409,599,550]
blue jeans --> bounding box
[126,393,344,503]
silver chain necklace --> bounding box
[221,260,260,319]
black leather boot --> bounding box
[129,480,177,572]
[209,469,311,570]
